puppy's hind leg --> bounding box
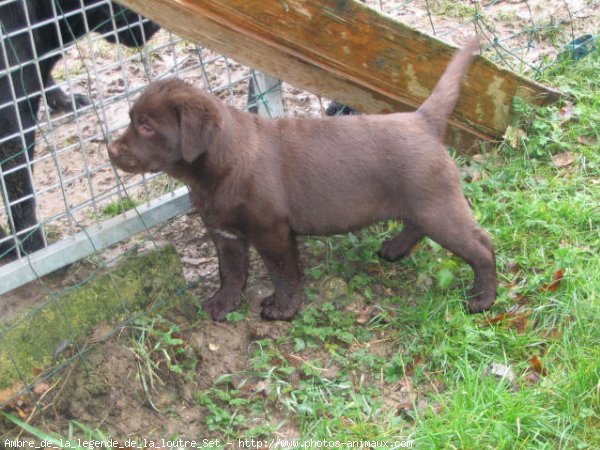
[203,231,249,321]
[418,199,497,313]
[378,221,424,261]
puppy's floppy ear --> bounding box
[177,98,223,163]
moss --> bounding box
[0,245,194,390]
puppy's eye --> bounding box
[138,122,155,136]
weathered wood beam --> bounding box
[116,0,563,150]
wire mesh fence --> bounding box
[0,0,598,411]
[377,0,599,75]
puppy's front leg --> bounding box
[203,231,249,321]
[252,224,303,321]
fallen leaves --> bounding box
[0,380,54,421]
[0,383,26,409]
[353,303,395,325]
[482,304,531,334]
[380,360,448,421]
[0,371,57,421]
[479,266,566,389]
[484,355,549,389]
[404,354,424,378]
[487,266,566,334]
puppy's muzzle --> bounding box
[108,141,140,173]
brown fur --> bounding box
[109,38,497,321]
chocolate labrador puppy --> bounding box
[108,38,497,321]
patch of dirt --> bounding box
[46,319,282,439]
[53,339,202,438]
[1,270,294,440]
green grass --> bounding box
[100,197,139,218]
[431,1,478,19]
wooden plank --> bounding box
[116,0,563,149]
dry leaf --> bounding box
[486,363,516,383]
[506,260,522,274]
[485,312,508,325]
[577,135,597,146]
[395,376,415,394]
[253,380,271,397]
[365,264,382,276]
[542,327,562,340]
[552,152,574,168]
[460,165,482,183]
[542,269,565,292]
[529,356,547,375]
[510,292,531,306]
[524,372,541,384]
[503,125,527,149]
[404,354,424,377]
[483,305,530,333]
[511,313,530,334]
[15,405,29,419]
[485,304,521,324]
[33,381,51,396]
[396,400,416,420]
[356,305,378,324]
[558,102,575,122]
[0,383,25,404]
[431,403,445,414]
[393,379,417,419]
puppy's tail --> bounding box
[417,37,480,139]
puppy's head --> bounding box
[108,78,222,174]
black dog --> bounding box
[0,0,159,257]
[325,101,360,116]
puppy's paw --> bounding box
[466,291,496,313]
[260,294,302,321]
[261,295,275,308]
[378,239,412,262]
[203,290,242,321]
